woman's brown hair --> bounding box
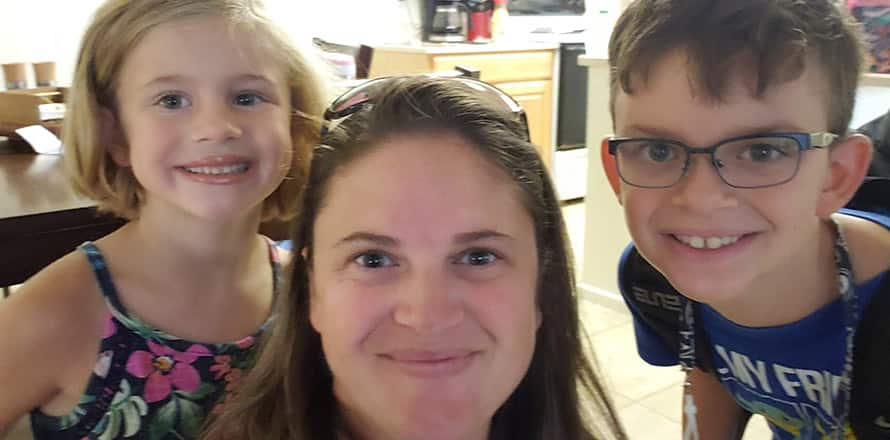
[203,76,627,440]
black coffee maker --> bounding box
[424,0,468,42]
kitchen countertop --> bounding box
[376,41,558,54]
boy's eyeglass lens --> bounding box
[607,132,838,189]
[323,75,530,142]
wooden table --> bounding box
[0,151,125,288]
[0,144,292,289]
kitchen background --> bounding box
[0,0,622,86]
[3,0,890,438]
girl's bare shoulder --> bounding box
[0,249,106,424]
[1,249,106,361]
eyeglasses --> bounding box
[322,73,530,141]
[607,132,839,189]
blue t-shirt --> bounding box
[621,208,890,440]
[628,271,887,439]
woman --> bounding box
[204,75,627,440]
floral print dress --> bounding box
[30,241,281,440]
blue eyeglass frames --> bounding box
[607,132,839,189]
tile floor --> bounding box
[1,201,775,440]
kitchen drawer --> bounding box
[431,51,554,83]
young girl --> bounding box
[203,76,628,440]
[0,0,324,438]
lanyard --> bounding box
[679,219,858,440]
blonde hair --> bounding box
[64,0,325,220]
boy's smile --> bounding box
[672,234,740,250]
[611,48,835,319]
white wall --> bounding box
[0,0,105,87]
[0,0,418,88]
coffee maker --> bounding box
[426,0,468,42]
[422,0,494,43]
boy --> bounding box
[602,0,890,438]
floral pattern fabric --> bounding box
[30,241,280,440]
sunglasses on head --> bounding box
[322,67,530,141]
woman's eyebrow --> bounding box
[334,232,399,248]
[453,230,513,245]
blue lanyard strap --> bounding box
[678,218,858,439]
[832,218,859,439]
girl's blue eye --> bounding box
[457,250,498,266]
[157,94,188,109]
[234,93,263,106]
[354,252,394,268]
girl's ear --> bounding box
[817,133,873,217]
[101,107,130,166]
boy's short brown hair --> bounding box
[609,0,864,134]
[64,0,325,220]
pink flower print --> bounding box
[212,368,245,415]
[224,368,243,392]
[125,341,211,403]
[209,355,232,380]
[103,314,116,338]
[235,335,255,349]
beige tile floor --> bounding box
[2,201,775,440]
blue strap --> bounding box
[840,208,890,230]
[78,242,123,306]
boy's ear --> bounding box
[101,107,130,166]
[817,133,873,217]
[601,136,622,199]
